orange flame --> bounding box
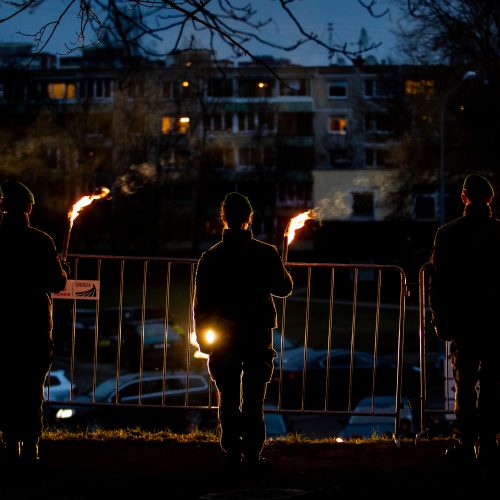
[286,209,315,245]
[68,187,110,227]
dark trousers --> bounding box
[208,345,274,459]
[451,340,499,450]
[0,364,49,446]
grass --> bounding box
[41,427,420,446]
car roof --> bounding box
[114,371,203,383]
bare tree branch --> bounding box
[0,0,384,65]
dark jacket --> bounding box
[0,212,68,353]
[429,203,500,343]
[193,229,293,352]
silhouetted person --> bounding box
[193,192,293,468]
[0,180,68,465]
[429,173,500,471]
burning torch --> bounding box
[61,187,111,262]
[282,209,315,263]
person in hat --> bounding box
[429,173,500,471]
[193,192,293,468]
[0,180,68,466]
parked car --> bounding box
[52,304,165,357]
[118,319,187,370]
[267,348,421,411]
[46,371,218,433]
[272,330,306,358]
[263,408,294,439]
[338,395,414,440]
[44,369,77,402]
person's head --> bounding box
[0,180,35,214]
[461,174,494,206]
[220,192,253,229]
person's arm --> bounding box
[268,246,293,298]
[44,236,69,293]
[428,230,453,341]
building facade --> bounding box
[0,43,445,267]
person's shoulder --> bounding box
[251,237,278,252]
[28,225,55,244]
[198,241,223,259]
[436,216,464,235]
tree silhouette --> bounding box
[0,0,383,70]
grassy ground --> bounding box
[0,429,493,499]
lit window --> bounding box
[162,116,174,134]
[178,116,190,134]
[328,81,348,99]
[162,116,190,134]
[329,116,348,134]
[48,82,76,100]
[405,79,435,95]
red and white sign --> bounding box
[52,280,100,301]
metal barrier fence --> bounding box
[45,254,422,441]
[416,262,455,437]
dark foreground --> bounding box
[0,434,496,499]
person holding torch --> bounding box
[0,180,68,466]
[193,192,293,469]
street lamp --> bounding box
[438,70,477,225]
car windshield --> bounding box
[135,322,181,342]
[93,378,119,400]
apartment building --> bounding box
[0,43,444,267]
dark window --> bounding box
[208,78,233,97]
[352,192,374,218]
[276,146,314,170]
[277,113,313,134]
[329,148,351,168]
[329,81,348,98]
[365,148,388,168]
[364,79,393,98]
[414,194,436,220]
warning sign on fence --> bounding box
[52,280,100,301]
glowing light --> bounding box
[205,329,216,344]
[182,81,190,87]
[179,116,190,124]
[286,209,315,245]
[190,331,209,359]
[68,187,110,228]
[190,328,218,360]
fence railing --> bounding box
[44,254,439,441]
[416,262,455,437]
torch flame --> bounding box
[286,209,315,245]
[68,187,110,228]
